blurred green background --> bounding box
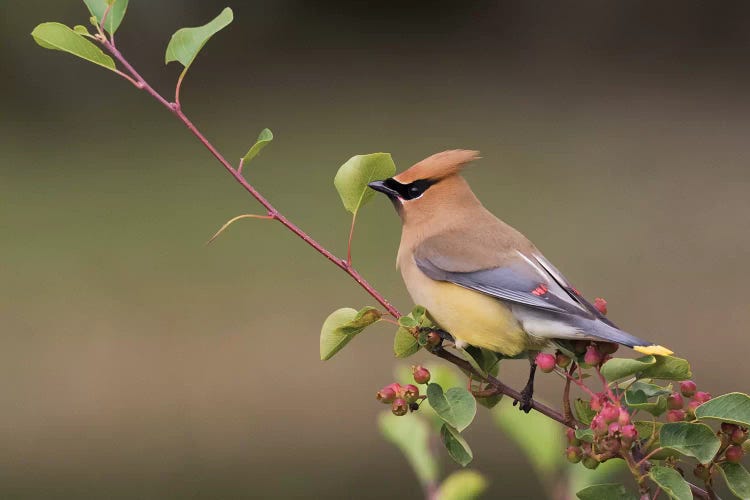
[3,1,750,497]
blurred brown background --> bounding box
[3,1,750,498]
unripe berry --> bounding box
[679,380,697,397]
[392,398,409,416]
[722,423,739,435]
[618,407,631,426]
[376,383,401,403]
[667,392,684,410]
[693,464,711,481]
[667,409,686,422]
[725,445,744,464]
[598,342,619,355]
[412,365,431,384]
[584,345,603,366]
[403,384,420,403]
[566,446,583,463]
[556,351,572,368]
[686,400,701,417]
[731,428,748,445]
[574,340,590,355]
[582,456,600,469]
[536,353,557,373]
[594,297,608,315]
[600,436,621,454]
[693,391,712,404]
[566,428,581,446]
[600,404,619,424]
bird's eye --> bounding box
[409,186,421,196]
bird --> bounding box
[368,150,672,411]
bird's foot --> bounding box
[513,385,534,413]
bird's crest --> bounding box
[394,150,480,184]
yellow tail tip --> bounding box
[634,345,674,356]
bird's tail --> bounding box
[585,319,673,356]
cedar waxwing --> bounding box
[368,150,672,410]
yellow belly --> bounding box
[401,260,535,356]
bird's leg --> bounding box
[513,356,537,413]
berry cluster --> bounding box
[535,341,619,374]
[565,400,638,468]
[376,366,431,416]
[665,380,712,422]
[720,422,748,464]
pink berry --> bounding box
[621,424,638,444]
[594,297,608,315]
[392,398,409,416]
[680,381,697,397]
[412,365,431,384]
[667,392,684,410]
[584,346,603,366]
[667,409,686,422]
[591,415,608,436]
[590,394,605,412]
[726,445,744,464]
[693,391,712,404]
[608,423,621,436]
[403,384,420,403]
[536,353,557,373]
[731,428,748,445]
[600,404,620,424]
[376,383,401,403]
[686,400,701,416]
[618,407,631,426]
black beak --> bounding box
[368,180,399,198]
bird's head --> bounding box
[368,149,481,223]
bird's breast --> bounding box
[399,256,532,356]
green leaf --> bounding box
[625,389,668,416]
[83,0,129,35]
[241,128,273,165]
[576,483,637,500]
[634,420,662,441]
[568,460,628,499]
[575,398,597,426]
[599,355,655,382]
[659,422,721,464]
[718,463,750,500]
[648,466,692,500]
[628,380,672,398]
[319,306,380,360]
[575,428,595,443]
[165,7,233,78]
[333,153,396,214]
[695,392,750,427]
[31,23,116,71]
[440,423,473,466]
[73,25,89,35]
[493,398,564,475]
[427,384,476,432]
[398,316,417,328]
[437,470,488,500]
[378,412,438,488]
[639,355,692,381]
[394,327,420,358]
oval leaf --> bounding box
[600,355,655,382]
[426,384,476,432]
[242,128,273,164]
[320,306,380,360]
[334,153,396,214]
[165,7,233,74]
[625,388,668,417]
[437,470,488,500]
[648,466,692,500]
[695,392,750,428]
[575,398,597,426]
[31,23,116,71]
[394,326,420,358]
[659,422,721,464]
[378,412,438,488]
[576,483,638,500]
[639,355,692,381]
[83,0,129,34]
[718,463,750,500]
[440,424,473,467]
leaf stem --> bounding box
[346,211,357,266]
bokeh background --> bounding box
[3,1,750,498]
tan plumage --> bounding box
[369,150,672,358]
